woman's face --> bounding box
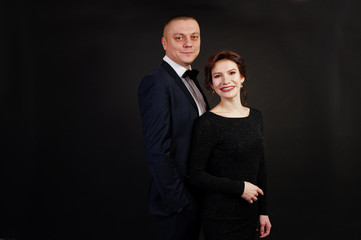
[211,59,244,100]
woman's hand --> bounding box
[241,181,263,204]
[259,215,271,238]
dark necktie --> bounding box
[182,69,199,80]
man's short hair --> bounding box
[163,14,198,37]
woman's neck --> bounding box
[211,98,249,118]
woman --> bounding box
[188,50,271,239]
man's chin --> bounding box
[182,58,197,66]
[184,52,199,59]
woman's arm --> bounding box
[188,117,244,196]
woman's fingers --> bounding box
[259,223,265,237]
[259,215,272,238]
[242,181,264,204]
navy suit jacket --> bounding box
[138,60,209,216]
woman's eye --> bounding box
[213,74,221,78]
[229,71,236,75]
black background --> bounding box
[2,1,361,239]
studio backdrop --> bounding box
[1,1,361,239]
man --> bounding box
[138,15,209,240]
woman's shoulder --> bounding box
[194,111,218,126]
[196,111,214,122]
[249,107,263,118]
[191,112,217,134]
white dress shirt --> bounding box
[163,55,207,116]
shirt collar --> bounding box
[163,55,192,78]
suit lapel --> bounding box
[161,61,199,111]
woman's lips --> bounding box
[220,86,235,92]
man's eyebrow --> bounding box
[172,32,200,35]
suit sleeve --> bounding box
[138,75,190,214]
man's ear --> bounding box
[161,37,167,51]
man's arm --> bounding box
[138,75,190,215]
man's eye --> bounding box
[192,35,199,39]
[175,37,183,40]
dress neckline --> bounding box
[208,108,252,119]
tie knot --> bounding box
[182,69,199,80]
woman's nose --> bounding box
[222,76,230,84]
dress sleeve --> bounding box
[257,111,268,215]
[188,117,244,196]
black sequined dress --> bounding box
[189,108,268,240]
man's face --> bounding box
[161,19,200,69]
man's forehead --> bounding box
[165,19,200,35]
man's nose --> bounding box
[184,37,192,47]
